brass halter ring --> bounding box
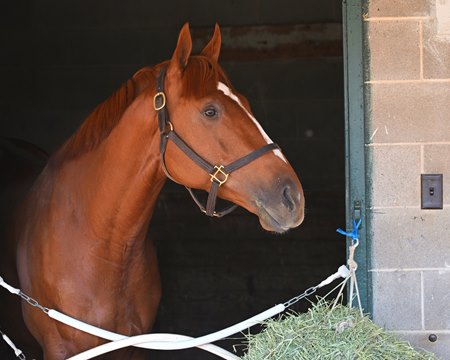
[210,165,229,186]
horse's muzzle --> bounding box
[255,177,305,233]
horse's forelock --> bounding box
[181,56,231,99]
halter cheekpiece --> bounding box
[154,67,280,217]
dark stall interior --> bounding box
[1,1,345,359]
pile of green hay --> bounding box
[242,301,437,360]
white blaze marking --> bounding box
[217,82,287,163]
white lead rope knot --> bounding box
[336,219,364,316]
[347,240,363,316]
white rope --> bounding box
[336,220,364,316]
[347,240,364,316]
[1,266,350,360]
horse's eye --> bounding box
[202,106,218,119]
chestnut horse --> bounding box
[2,23,304,359]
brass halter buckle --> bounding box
[162,120,174,136]
[153,91,166,111]
[210,165,229,186]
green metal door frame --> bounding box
[342,0,371,313]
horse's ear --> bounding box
[201,23,221,63]
[168,23,192,75]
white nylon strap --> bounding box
[0,276,20,295]
[317,265,350,288]
[1,333,25,359]
[67,304,285,359]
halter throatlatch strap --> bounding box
[153,68,280,217]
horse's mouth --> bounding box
[256,201,303,234]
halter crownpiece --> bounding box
[154,67,280,217]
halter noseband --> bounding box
[153,68,280,217]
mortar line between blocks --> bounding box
[420,144,425,173]
[366,79,450,84]
[370,268,450,272]
[421,271,425,330]
[391,330,450,334]
[364,16,430,22]
[367,142,450,147]
[419,20,424,80]
[370,204,450,210]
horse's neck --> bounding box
[49,94,165,259]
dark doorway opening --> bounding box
[1,2,345,359]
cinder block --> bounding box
[424,145,450,175]
[367,20,421,80]
[368,82,450,143]
[395,331,450,360]
[423,271,450,329]
[367,0,431,18]
[371,208,450,269]
[368,146,421,207]
[423,19,450,80]
[372,271,422,330]
[424,145,450,207]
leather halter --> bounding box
[153,68,280,217]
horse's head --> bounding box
[158,23,304,233]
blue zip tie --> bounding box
[336,219,361,244]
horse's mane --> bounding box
[51,56,230,165]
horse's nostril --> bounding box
[282,186,296,212]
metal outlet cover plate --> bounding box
[421,174,443,209]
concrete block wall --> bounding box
[365,1,450,358]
